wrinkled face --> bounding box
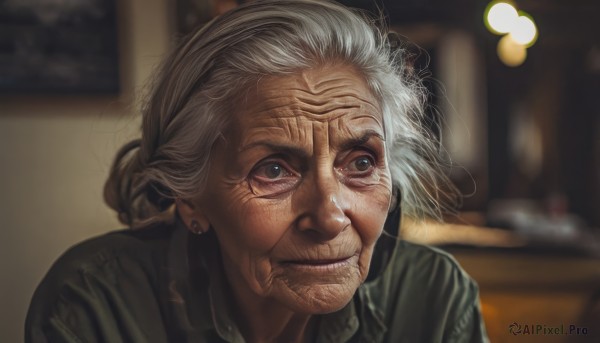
[196,65,392,314]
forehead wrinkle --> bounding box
[236,66,385,151]
[287,83,369,97]
[238,125,287,152]
[253,91,380,122]
[251,72,381,120]
[312,77,363,94]
[280,82,380,110]
[293,91,368,106]
[311,120,329,159]
[311,73,378,101]
[276,114,304,146]
[295,103,360,117]
[237,116,316,154]
[248,98,379,124]
[348,113,384,129]
[297,65,363,91]
[328,116,386,144]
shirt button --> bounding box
[226,325,233,332]
[347,317,358,327]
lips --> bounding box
[283,257,352,265]
[279,254,359,270]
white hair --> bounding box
[104,0,458,227]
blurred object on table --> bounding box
[487,198,600,257]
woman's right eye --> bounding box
[262,163,284,179]
[249,160,299,196]
[252,162,291,180]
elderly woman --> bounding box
[26,1,488,342]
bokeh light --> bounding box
[485,2,519,34]
[510,14,538,46]
[497,34,527,67]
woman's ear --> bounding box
[175,198,211,234]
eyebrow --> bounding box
[239,141,311,160]
[339,130,385,151]
[239,129,385,157]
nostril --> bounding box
[293,180,351,237]
[298,208,349,240]
[322,209,348,228]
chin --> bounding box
[278,279,361,314]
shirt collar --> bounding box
[315,299,359,343]
[356,285,388,342]
[166,221,215,339]
[206,246,246,343]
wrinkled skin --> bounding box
[178,64,393,341]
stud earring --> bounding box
[190,220,203,234]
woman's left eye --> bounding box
[345,155,375,174]
[352,156,373,171]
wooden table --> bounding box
[446,247,600,343]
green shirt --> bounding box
[26,218,489,342]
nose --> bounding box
[295,170,351,240]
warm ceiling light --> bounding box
[497,34,527,67]
[485,2,519,34]
[510,14,538,46]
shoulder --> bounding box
[394,240,473,284]
[370,240,478,305]
[360,240,488,342]
[25,224,175,342]
[33,224,173,294]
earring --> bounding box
[190,220,203,235]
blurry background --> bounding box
[1,0,598,342]
[1,0,169,341]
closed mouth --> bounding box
[284,257,352,265]
[281,254,357,267]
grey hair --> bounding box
[104,0,458,228]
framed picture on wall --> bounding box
[0,0,119,94]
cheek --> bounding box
[351,179,393,240]
[208,186,293,254]
[237,199,293,250]
[350,184,392,278]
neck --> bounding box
[217,254,317,343]
[238,306,316,343]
